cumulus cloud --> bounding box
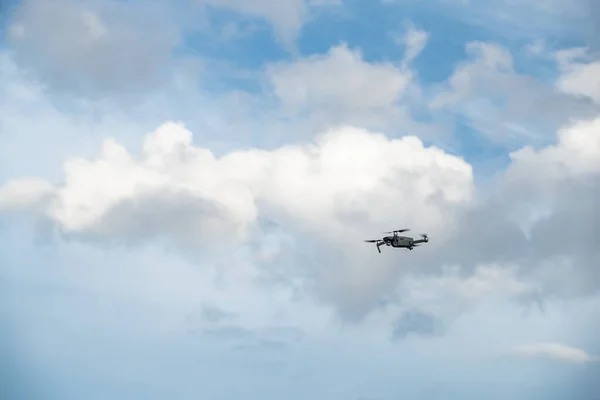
[38,122,257,252]
[1,2,599,327]
[4,106,600,311]
[399,265,535,311]
[428,117,600,300]
[431,41,596,146]
[508,343,599,364]
[556,49,600,104]
[0,120,475,318]
[263,42,438,138]
[506,118,600,182]
[2,2,599,397]
[0,178,54,212]
[1,110,599,322]
[6,0,181,96]
[5,121,471,242]
[382,264,542,337]
[266,44,411,117]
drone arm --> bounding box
[412,234,429,245]
[364,239,384,253]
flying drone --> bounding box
[364,229,428,253]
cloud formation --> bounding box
[263,40,434,137]
[431,42,596,146]
[1,111,599,320]
[198,0,309,47]
[1,0,599,397]
[6,0,181,96]
[0,121,475,321]
[556,48,600,104]
[509,343,599,364]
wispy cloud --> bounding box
[508,343,599,364]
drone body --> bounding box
[364,229,428,253]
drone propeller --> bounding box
[365,239,383,253]
[384,229,410,234]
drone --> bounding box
[364,229,428,253]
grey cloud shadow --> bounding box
[6,0,181,98]
[199,303,238,324]
[194,324,304,353]
[305,168,598,326]
[186,303,305,353]
[391,309,445,341]
[51,188,250,262]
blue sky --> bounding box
[1,0,599,399]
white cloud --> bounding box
[262,43,439,137]
[7,0,181,96]
[508,117,600,179]
[2,26,600,323]
[394,24,429,66]
[556,50,600,104]
[2,2,600,396]
[501,117,600,227]
[390,264,538,331]
[382,110,600,304]
[0,178,54,212]
[0,121,473,242]
[555,47,589,69]
[199,0,308,47]
[524,39,547,57]
[509,343,599,363]
[267,44,412,116]
[430,41,597,146]
[431,42,514,109]
[42,122,258,251]
[404,265,533,305]
[0,0,599,326]
[477,117,600,298]
[0,120,475,317]
[2,109,600,318]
